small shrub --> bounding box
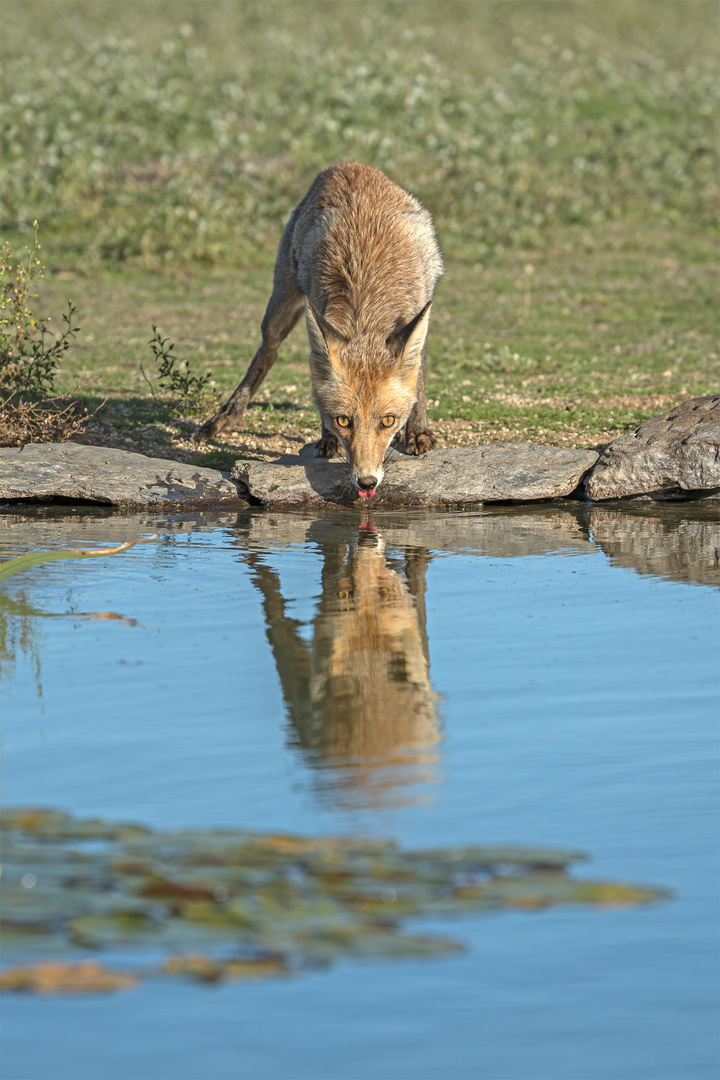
[0,222,81,396]
[0,223,93,446]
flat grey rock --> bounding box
[0,442,245,507]
[585,396,720,501]
[232,443,598,508]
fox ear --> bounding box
[387,301,432,377]
[305,300,346,379]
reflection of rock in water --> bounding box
[590,508,720,589]
[243,529,440,810]
[238,506,594,560]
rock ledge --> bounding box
[0,442,243,507]
[585,396,720,501]
[2,396,716,510]
[232,443,598,508]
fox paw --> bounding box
[404,430,437,456]
[315,433,343,458]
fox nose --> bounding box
[357,475,377,498]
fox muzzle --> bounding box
[356,475,378,498]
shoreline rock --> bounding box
[585,396,720,501]
[0,442,245,508]
[233,443,598,508]
[0,396,716,509]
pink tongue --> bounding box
[358,488,376,499]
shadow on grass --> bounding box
[66,391,316,468]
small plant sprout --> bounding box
[142,326,215,418]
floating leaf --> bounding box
[162,952,289,983]
[0,808,671,994]
[0,961,138,995]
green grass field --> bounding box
[2,1,717,462]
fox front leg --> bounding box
[197,245,304,440]
[197,339,275,439]
[315,422,344,459]
[403,343,437,456]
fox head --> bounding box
[305,300,432,498]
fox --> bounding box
[197,161,444,498]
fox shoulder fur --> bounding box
[198,162,444,497]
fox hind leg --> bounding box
[403,343,437,456]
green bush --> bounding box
[0,223,90,445]
[142,326,215,417]
[0,223,80,397]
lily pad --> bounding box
[0,960,138,994]
[0,808,671,994]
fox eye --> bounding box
[380,415,396,428]
[336,416,351,428]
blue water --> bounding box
[1,504,718,1080]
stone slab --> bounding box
[585,395,720,501]
[232,443,599,508]
[0,442,245,507]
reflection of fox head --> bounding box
[305,300,432,498]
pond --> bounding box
[1,502,718,1080]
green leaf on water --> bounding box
[0,808,672,994]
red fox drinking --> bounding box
[198,162,443,498]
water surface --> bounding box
[1,502,718,1079]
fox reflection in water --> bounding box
[243,524,440,809]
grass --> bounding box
[34,220,717,463]
[1,1,717,461]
